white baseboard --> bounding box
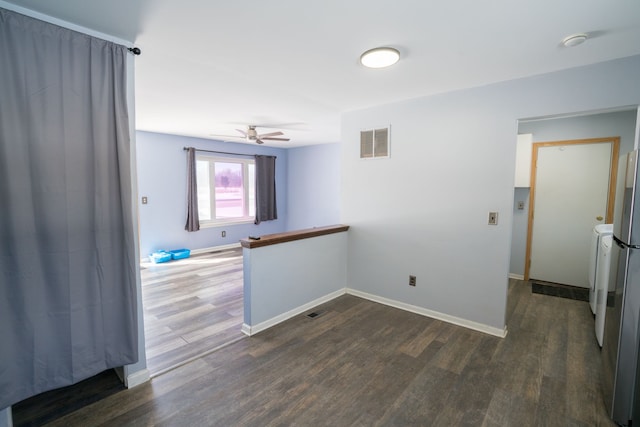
[346,288,508,338]
[242,287,507,339]
[242,289,346,336]
[124,368,150,389]
[241,323,252,336]
[509,273,524,280]
[191,243,241,255]
[141,243,241,262]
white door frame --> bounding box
[524,136,620,281]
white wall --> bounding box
[509,110,638,277]
[510,188,530,278]
[286,143,341,230]
[119,40,149,388]
[242,231,348,333]
[136,131,288,256]
[341,55,640,331]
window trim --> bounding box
[196,154,255,227]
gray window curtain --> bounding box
[254,155,277,224]
[0,8,138,409]
[184,147,200,231]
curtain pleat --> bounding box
[0,8,138,409]
[184,147,200,231]
[254,155,277,224]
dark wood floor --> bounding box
[140,248,244,375]
[15,279,616,426]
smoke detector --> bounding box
[562,33,588,48]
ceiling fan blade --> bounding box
[235,129,248,137]
[261,137,290,141]
[257,131,283,138]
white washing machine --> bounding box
[589,224,613,313]
[595,234,613,347]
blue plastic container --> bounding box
[169,249,191,260]
[150,250,172,264]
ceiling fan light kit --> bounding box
[360,47,400,68]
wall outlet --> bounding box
[409,275,416,287]
[221,230,226,238]
[488,212,498,225]
[141,196,148,204]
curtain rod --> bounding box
[183,146,275,159]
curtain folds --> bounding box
[0,8,138,409]
[184,147,200,232]
[254,155,277,224]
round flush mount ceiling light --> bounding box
[360,47,400,68]
[562,33,588,48]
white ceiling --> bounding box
[3,0,640,147]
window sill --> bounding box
[199,219,255,229]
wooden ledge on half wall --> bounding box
[240,224,350,249]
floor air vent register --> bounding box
[306,310,326,319]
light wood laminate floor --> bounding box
[140,248,244,375]
[24,279,616,426]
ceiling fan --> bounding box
[215,125,290,144]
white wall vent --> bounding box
[360,126,390,159]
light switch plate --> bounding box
[517,201,525,210]
[142,196,148,205]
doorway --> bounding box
[509,109,638,282]
[525,137,619,287]
[140,248,245,376]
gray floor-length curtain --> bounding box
[185,147,200,231]
[254,155,277,224]
[0,8,138,409]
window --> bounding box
[196,156,255,226]
[360,126,390,158]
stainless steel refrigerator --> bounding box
[602,149,640,426]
